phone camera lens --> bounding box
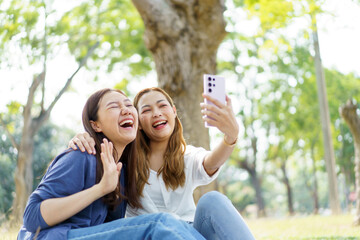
[208,83,212,87]
[213,78,215,81]
[208,88,212,93]
[208,77,211,81]
[213,84,215,87]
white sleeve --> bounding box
[185,145,221,186]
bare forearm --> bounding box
[40,184,104,226]
[203,137,236,175]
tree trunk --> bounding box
[240,158,266,217]
[339,99,360,225]
[249,168,266,217]
[310,145,320,214]
[281,161,294,215]
[312,16,341,214]
[11,125,35,225]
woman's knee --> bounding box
[197,191,228,211]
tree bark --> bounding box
[339,99,360,225]
[312,16,340,214]
[240,159,266,217]
[11,71,45,225]
[281,161,294,215]
[249,168,266,217]
[310,142,320,214]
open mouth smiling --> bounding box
[120,119,134,128]
[152,120,167,129]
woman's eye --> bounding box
[160,104,168,108]
[142,109,150,113]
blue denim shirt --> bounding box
[17,149,127,240]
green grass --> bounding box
[247,214,360,240]
[1,214,360,239]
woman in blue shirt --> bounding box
[17,88,204,240]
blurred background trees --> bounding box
[1,0,360,226]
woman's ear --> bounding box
[90,120,102,132]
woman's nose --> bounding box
[121,106,131,115]
[152,108,162,117]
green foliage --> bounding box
[114,78,130,96]
[0,147,16,219]
[57,0,152,76]
[6,101,22,115]
[0,0,47,65]
[0,112,21,221]
[0,0,152,89]
[218,0,360,215]
[244,0,295,31]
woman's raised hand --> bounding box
[98,138,122,196]
[200,94,239,144]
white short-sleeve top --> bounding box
[126,145,220,222]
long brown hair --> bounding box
[133,87,186,195]
[82,88,141,209]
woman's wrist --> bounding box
[92,183,108,198]
[223,135,238,147]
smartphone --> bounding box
[203,74,226,128]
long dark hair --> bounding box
[133,87,186,195]
[82,88,141,209]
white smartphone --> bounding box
[203,74,226,128]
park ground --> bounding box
[1,214,359,239]
[246,214,360,239]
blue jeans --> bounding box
[193,191,255,240]
[68,213,205,240]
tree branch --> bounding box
[32,41,100,131]
[24,71,46,124]
[41,10,48,113]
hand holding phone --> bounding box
[203,74,226,128]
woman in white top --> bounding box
[70,87,255,240]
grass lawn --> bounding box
[246,214,360,240]
[1,214,359,239]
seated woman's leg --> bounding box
[68,213,205,240]
[193,191,255,240]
